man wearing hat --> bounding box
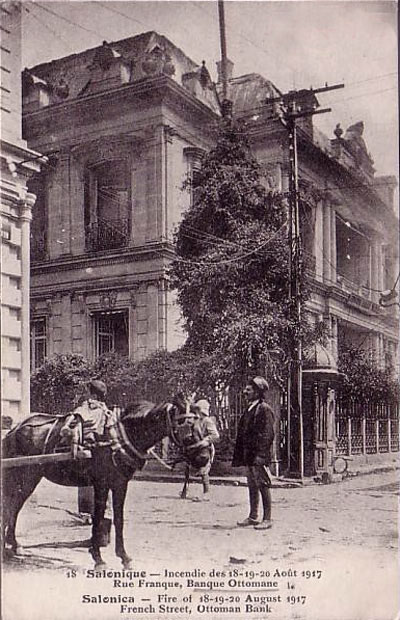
[232,376,274,529]
[61,379,116,447]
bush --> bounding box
[30,349,221,414]
[31,354,92,414]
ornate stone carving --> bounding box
[141,46,175,77]
[99,290,117,309]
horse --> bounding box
[2,397,188,568]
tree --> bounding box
[170,118,298,384]
[338,345,399,403]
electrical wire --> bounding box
[24,5,73,51]
[33,2,109,40]
[23,5,396,289]
[22,8,397,193]
[91,1,153,31]
[323,86,397,106]
[173,219,287,267]
[181,223,245,251]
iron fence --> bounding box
[335,398,399,456]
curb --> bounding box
[134,461,400,488]
[134,473,305,489]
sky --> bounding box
[21,0,398,178]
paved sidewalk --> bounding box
[135,453,400,487]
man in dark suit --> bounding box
[232,376,274,530]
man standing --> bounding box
[232,377,274,530]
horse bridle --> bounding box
[112,403,187,471]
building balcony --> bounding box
[336,274,370,299]
[85,217,130,252]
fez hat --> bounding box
[251,376,269,397]
[89,379,107,398]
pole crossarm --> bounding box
[264,82,344,110]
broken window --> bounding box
[336,216,371,290]
[93,310,129,358]
[84,160,130,251]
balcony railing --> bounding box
[85,217,130,252]
[336,274,371,300]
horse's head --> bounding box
[168,393,199,447]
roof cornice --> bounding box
[23,75,219,127]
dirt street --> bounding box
[2,470,399,620]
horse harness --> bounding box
[4,405,192,474]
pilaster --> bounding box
[48,150,71,258]
[19,192,36,414]
[330,207,337,284]
[145,125,163,243]
[70,156,86,254]
[322,201,332,284]
[147,282,159,353]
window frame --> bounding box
[30,317,47,371]
[84,158,132,251]
[92,310,129,359]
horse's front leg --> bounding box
[89,484,109,568]
[112,482,131,569]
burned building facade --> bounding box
[22,33,398,468]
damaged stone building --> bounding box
[22,32,398,470]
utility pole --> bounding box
[217,0,232,119]
[218,0,228,101]
[266,83,344,478]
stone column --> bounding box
[330,207,337,284]
[162,126,174,242]
[158,278,167,350]
[322,202,331,284]
[145,126,163,242]
[370,240,379,302]
[48,151,70,258]
[147,283,159,353]
[20,192,36,415]
[314,201,324,281]
[70,157,85,254]
[331,316,338,362]
[377,243,384,293]
[129,286,139,359]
